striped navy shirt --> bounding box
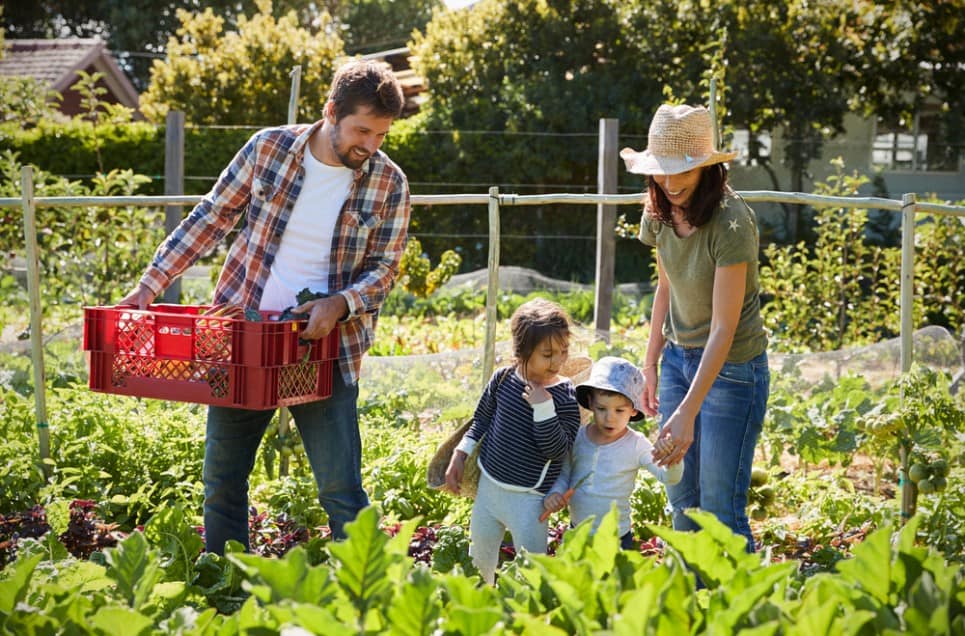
[465,367,580,494]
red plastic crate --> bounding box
[83,304,339,409]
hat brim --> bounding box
[620,148,738,176]
[575,384,645,421]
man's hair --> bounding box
[328,60,404,120]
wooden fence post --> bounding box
[20,166,51,478]
[594,118,619,339]
[898,192,917,521]
[483,186,501,388]
[288,65,302,124]
[278,65,301,478]
[162,110,185,303]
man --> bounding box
[120,60,409,554]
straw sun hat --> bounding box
[426,355,593,497]
[620,104,738,176]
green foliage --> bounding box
[0,151,160,307]
[340,0,443,54]
[914,212,965,333]
[405,0,656,279]
[761,159,901,352]
[398,237,461,298]
[0,76,61,126]
[0,387,205,527]
[628,477,672,538]
[429,525,475,575]
[0,119,254,195]
[139,0,344,126]
[381,285,647,328]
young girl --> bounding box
[445,298,581,584]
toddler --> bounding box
[543,356,683,549]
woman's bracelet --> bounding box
[641,363,657,371]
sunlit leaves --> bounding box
[140,1,344,125]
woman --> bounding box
[620,104,770,551]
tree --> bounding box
[1,0,260,91]
[619,0,865,241]
[413,0,961,243]
[0,6,61,125]
[340,0,443,54]
[138,0,344,126]
[407,0,659,277]
[1,0,445,90]
[845,0,964,173]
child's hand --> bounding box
[652,437,676,463]
[522,380,551,405]
[444,450,467,494]
[543,492,566,514]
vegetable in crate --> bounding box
[279,288,329,321]
[202,303,260,320]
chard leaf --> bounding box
[386,567,443,636]
[230,546,337,605]
[89,606,153,636]
[102,531,163,609]
[834,524,892,604]
[0,553,43,615]
[327,506,393,618]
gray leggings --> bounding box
[470,470,549,584]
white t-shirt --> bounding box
[259,149,354,311]
[549,425,684,537]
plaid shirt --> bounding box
[140,120,410,385]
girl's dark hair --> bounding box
[510,298,571,373]
[329,60,404,121]
[645,163,728,227]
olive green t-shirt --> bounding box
[638,191,767,363]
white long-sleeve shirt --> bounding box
[549,425,683,537]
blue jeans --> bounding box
[202,372,368,554]
[658,342,770,552]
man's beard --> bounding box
[329,123,369,169]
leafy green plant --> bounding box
[0,151,160,307]
[763,371,872,471]
[760,158,901,352]
[398,236,462,298]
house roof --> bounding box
[0,38,139,109]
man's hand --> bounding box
[118,283,157,310]
[293,295,348,340]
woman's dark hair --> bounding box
[645,163,728,227]
[329,60,404,120]
[510,298,571,376]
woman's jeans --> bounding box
[658,342,770,552]
[202,371,368,554]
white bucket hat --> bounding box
[620,104,738,176]
[575,356,645,421]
